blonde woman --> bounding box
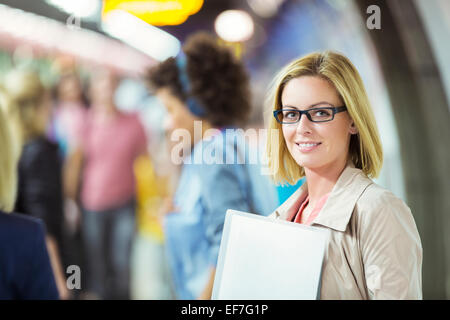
[0,105,58,299]
[266,51,422,299]
[0,88,17,212]
[2,69,69,299]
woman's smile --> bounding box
[295,141,322,152]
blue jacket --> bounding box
[0,211,59,300]
[164,129,278,299]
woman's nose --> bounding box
[296,112,313,135]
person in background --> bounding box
[266,51,422,299]
[1,69,69,299]
[0,92,59,300]
[48,71,88,298]
[147,32,278,300]
[49,71,88,158]
[66,69,148,299]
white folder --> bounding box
[212,209,329,300]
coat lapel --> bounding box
[312,165,373,232]
[271,162,374,232]
[272,182,307,220]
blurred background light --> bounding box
[102,0,204,26]
[247,0,285,18]
[102,9,181,61]
[45,0,101,18]
[215,10,254,42]
[0,4,154,76]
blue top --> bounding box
[0,211,59,300]
[164,129,278,299]
[276,178,305,204]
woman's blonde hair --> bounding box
[266,51,383,185]
[2,69,47,149]
[0,103,17,212]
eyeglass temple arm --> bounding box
[334,106,347,113]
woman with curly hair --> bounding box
[147,32,277,300]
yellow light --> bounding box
[102,0,203,26]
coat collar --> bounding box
[272,161,373,232]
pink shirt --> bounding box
[80,110,148,211]
[289,192,330,225]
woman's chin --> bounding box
[293,154,322,169]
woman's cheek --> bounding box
[282,127,294,144]
[283,133,295,155]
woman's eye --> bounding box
[313,109,331,117]
[283,111,297,118]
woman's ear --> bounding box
[349,121,358,135]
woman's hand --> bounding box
[197,267,216,300]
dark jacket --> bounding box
[15,137,64,244]
[0,211,59,299]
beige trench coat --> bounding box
[269,163,423,299]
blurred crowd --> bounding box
[0,32,281,300]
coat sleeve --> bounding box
[18,144,64,240]
[359,191,423,299]
[20,220,59,300]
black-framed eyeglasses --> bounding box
[273,105,347,124]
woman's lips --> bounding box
[296,142,321,152]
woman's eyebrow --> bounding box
[281,101,333,110]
